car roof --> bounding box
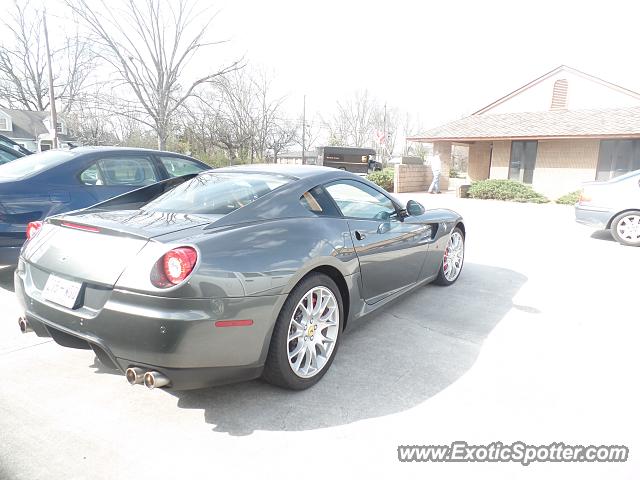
[69,146,194,156]
[213,163,343,180]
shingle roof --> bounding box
[1,109,48,139]
[1,108,75,141]
[408,107,640,142]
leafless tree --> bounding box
[329,90,381,147]
[0,0,93,112]
[67,0,243,150]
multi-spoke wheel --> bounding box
[263,273,343,389]
[435,227,465,286]
[611,210,640,247]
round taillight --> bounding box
[26,221,43,240]
[160,247,198,286]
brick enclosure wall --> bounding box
[394,164,449,193]
[468,142,492,181]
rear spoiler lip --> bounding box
[47,216,152,241]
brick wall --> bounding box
[394,164,449,193]
[484,138,600,199]
[532,139,599,198]
[489,140,511,179]
[468,142,492,181]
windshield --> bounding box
[0,149,75,179]
[144,172,292,215]
[608,169,640,182]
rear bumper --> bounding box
[15,261,286,389]
[574,205,614,229]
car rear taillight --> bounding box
[151,247,198,287]
[578,191,592,204]
[26,221,43,240]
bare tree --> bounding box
[67,0,243,150]
[329,90,381,147]
[0,0,93,112]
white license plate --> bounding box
[42,274,82,309]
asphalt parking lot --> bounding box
[0,193,638,480]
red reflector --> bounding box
[214,319,254,327]
[61,222,100,233]
[26,221,43,239]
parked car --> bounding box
[575,169,640,246]
[15,165,466,390]
[0,143,26,165]
[0,146,210,265]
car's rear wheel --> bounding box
[263,273,343,390]
[434,227,465,286]
[611,210,640,246]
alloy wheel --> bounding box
[287,286,339,378]
[443,231,464,282]
[615,214,640,243]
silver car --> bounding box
[15,165,466,391]
[575,169,640,246]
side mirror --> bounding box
[406,199,425,216]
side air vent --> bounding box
[550,79,568,110]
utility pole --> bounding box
[43,10,58,149]
[382,102,387,162]
[301,95,306,165]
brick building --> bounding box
[408,65,640,198]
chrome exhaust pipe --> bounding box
[143,371,170,390]
[18,317,32,334]
[125,367,146,385]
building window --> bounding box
[509,141,538,184]
[596,140,640,181]
[0,117,8,131]
[550,79,568,110]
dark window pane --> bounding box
[509,141,537,184]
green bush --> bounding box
[367,169,394,191]
[467,179,549,203]
[555,190,581,205]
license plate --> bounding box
[42,274,82,309]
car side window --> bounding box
[79,163,103,185]
[160,156,207,178]
[81,156,159,187]
[299,185,341,216]
[325,180,396,220]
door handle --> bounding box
[354,230,366,241]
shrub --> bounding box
[467,179,549,203]
[367,169,394,192]
[449,168,464,178]
[556,190,581,205]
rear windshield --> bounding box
[143,172,292,215]
[0,149,75,179]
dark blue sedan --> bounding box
[0,146,210,265]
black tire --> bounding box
[434,227,465,286]
[610,210,640,247]
[263,273,344,390]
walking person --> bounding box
[428,153,442,194]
